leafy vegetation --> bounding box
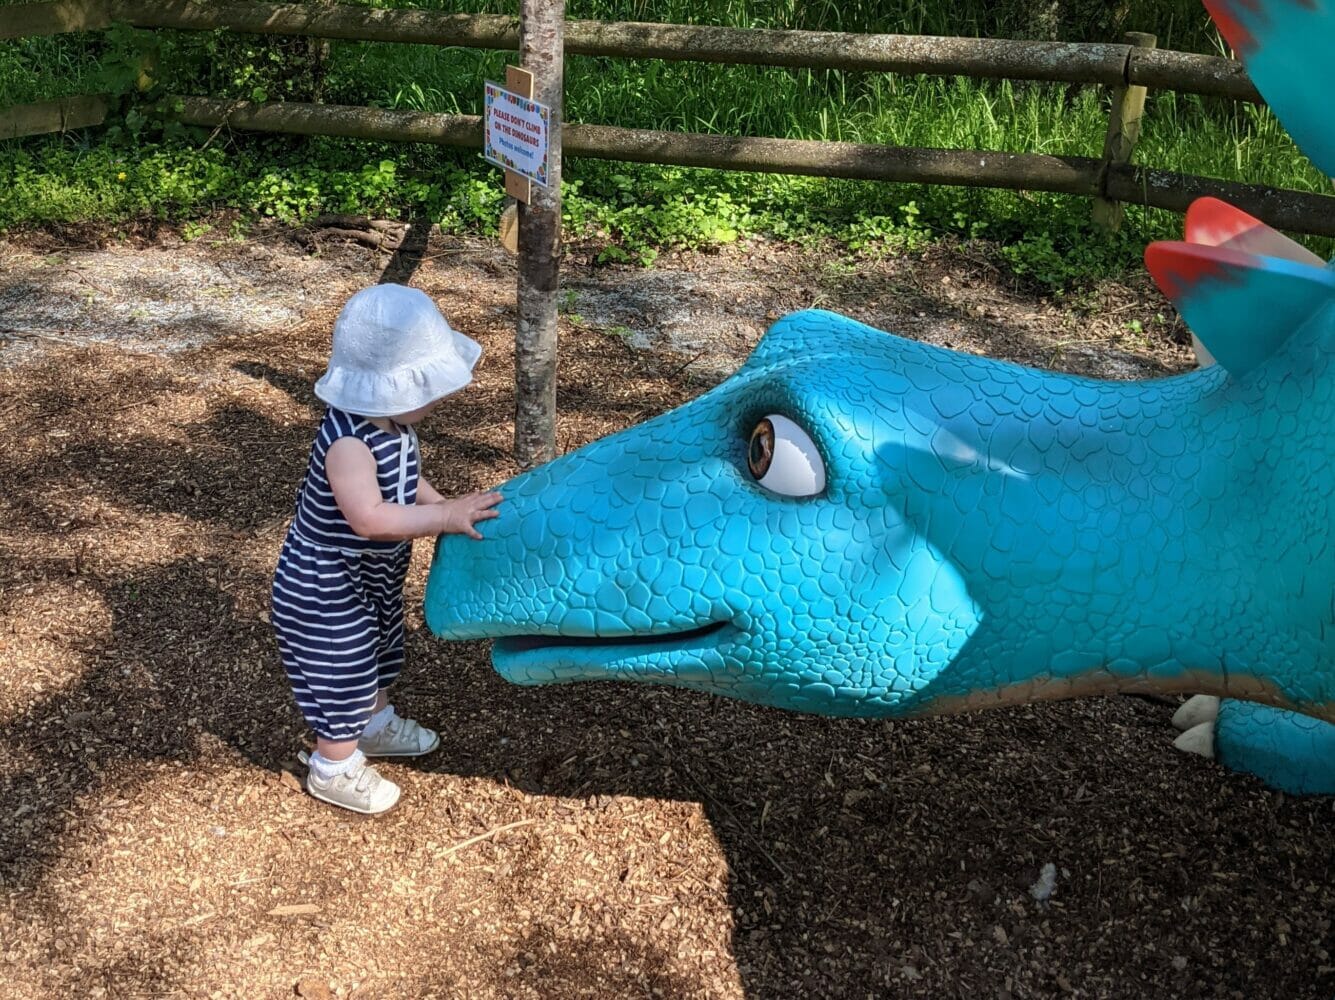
[1,0,1329,291]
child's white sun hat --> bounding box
[314,283,482,417]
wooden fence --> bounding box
[4,0,1335,236]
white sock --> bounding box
[362,703,396,739]
[309,749,365,781]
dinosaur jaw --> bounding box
[490,620,736,685]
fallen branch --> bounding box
[666,350,708,378]
[63,267,114,297]
[0,327,83,345]
[440,818,535,858]
[268,902,321,916]
[299,216,409,251]
[309,213,405,233]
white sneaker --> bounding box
[359,715,440,758]
[299,751,400,815]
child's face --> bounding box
[392,397,443,426]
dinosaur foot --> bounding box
[1171,695,1219,759]
[1170,696,1335,796]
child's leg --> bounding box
[272,543,401,813]
[375,610,406,694]
[373,544,411,694]
[359,690,393,742]
[276,622,401,810]
[272,543,384,746]
[316,735,361,762]
[358,547,437,757]
[279,629,401,812]
[277,630,381,748]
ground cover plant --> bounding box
[2,0,1331,292]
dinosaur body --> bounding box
[426,306,1335,780]
[425,0,1335,795]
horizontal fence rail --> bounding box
[5,0,1333,237]
[170,97,1335,237]
[4,0,1263,101]
[1,0,112,37]
[0,93,107,139]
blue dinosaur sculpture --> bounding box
[425,0,1335,795]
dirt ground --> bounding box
[0,220,1330,1000]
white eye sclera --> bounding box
[746,413,826,497]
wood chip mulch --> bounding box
[0,225,1330,1000]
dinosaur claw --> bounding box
[1173,720,1217,760]
[1172,694,1221,732]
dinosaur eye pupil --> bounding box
[748,419,775,479]
[745,413,826,497]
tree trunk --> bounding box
[513,0,564,469]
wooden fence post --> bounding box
[1093,31,1157,232]
[513,0,564,470]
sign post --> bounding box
[485,67,546,254]
[484,67,550,205]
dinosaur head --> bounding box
[425,291,1335,723]
[426,310,990,717]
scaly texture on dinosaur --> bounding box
[425,0,1335,795]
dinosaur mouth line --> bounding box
[493,620,730,656]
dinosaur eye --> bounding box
[747,414,825,497]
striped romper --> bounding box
[271,407,420,742]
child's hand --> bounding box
[436,491,503,540]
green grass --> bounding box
[0,34,107,104]
[0,0,1329,290]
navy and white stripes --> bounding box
[290,407,419,551]
[272,407,421,741]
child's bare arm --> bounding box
[416,475,445,505]
[327,438,502,541]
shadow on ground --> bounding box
[3,543,1330,997]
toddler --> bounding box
[271,283,502,814]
